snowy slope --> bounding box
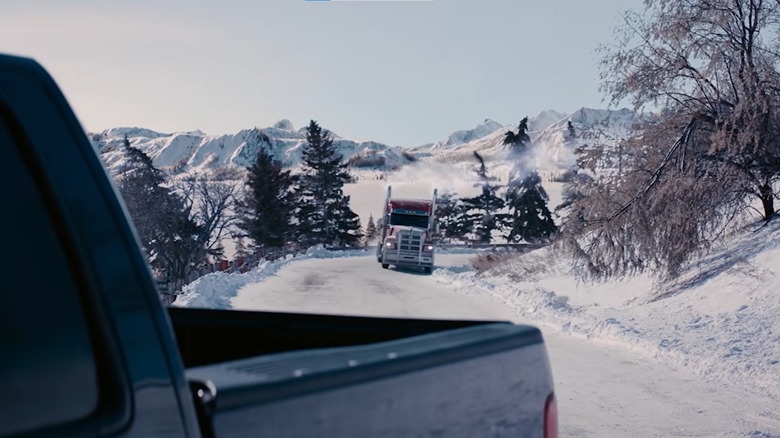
[436,219,780,402]
[423,119,504,150]
[527,109,567,132]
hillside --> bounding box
[436,217,780,402]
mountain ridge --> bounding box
[92,107,639,175]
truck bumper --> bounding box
[381,252,434,267]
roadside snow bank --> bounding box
[173,247,370,309]
[433,221,780,400]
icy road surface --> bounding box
[232,254,780,437]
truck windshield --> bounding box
[389,213,429,229]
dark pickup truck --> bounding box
[0,54,557,438]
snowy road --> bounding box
[232,254,512,320]
[232,254,780,437]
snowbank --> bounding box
[173,246,370,309]
[433,220,780,400]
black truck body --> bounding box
[0,54,556,438]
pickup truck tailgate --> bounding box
[187,322,553,437]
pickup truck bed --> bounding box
[171,308,552,436]
[168,307,498,366]
[0,52,557,438]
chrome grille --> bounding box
[398,230,422,253]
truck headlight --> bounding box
[385,241,396,249]
[425,245,434,251]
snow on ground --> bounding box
[179,245,780,436]
[433,219,780,403]
[172,246,370,309]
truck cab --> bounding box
[377,187,437,273]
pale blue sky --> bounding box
[1,0,641,147]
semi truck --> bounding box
[0,53,557,438]
[376,186,438,273]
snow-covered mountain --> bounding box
[527,109,568,132]
[414,107,640,172]
[423,119,504,149]
[92,107,640,176]
[531,107,641,168]
[92,120,415,175]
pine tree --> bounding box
[117,135,202,281]
[118,134,165,250]
[501,118,557,242]
[238,140,294,249]
[505,172,556,242]
[503,117,532,161]
[333,196,362,247]
[435,192,470,242]
[293,120,362,247]
[516,117,531,140]
[566,120,576,141]
[502,130,517,146]
[461,152,509,243]
[365,214,378,242]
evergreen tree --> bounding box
[505,172,557,242]
[566,120,576,141]
[514,117,531,146]
[332,197,362,247]
[502,130,517,146]
[503,117,532,158]
[237,140,294,249]
[117,135,201,280]
[501,123,557,243]
[118,134,165,250]
[293,120,362,247]
[461,152,509,243]
[364,214,378,242]
[435,192,470,242]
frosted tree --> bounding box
[560,0,780,281]
[566,121,576,142]
[435,192,470,242]
[503,119,556,242]
[364,214,378,243]
[462,152,509,243]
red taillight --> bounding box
[544,392,558,438]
